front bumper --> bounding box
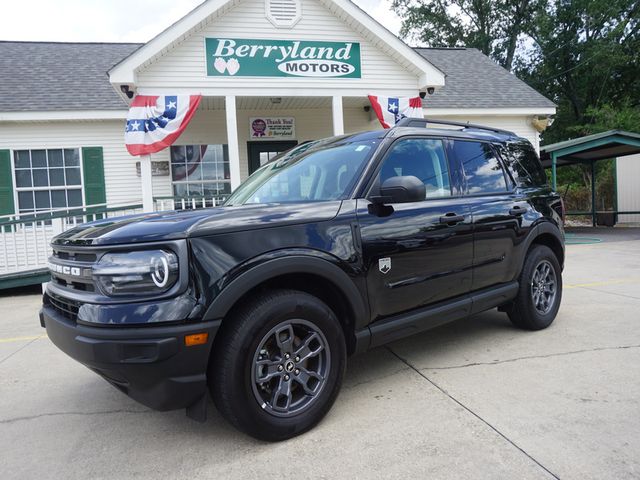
[41,305,221,412]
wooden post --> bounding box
[332,96,344,136]
[140,154,154,212]
[225,95,242,191]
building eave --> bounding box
[0,110,128,122]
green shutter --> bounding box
[82,147,106,207]
[0,150,15,217]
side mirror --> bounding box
[373,175,425,204]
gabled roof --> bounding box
[0,41,140,112]
[108,0,446,88]
[0,42,556,113]
[416,47,556,109]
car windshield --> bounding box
[224,137,379,206]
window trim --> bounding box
[10,147,86,216]
[364,135,455,202]
[169,144,231,198]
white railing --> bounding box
[154,196,223,212]
[0,203,143,276]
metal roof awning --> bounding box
[540,130,640,168]
[539,129,640,227]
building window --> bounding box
[170,145,231,204]
[13,148,83,214]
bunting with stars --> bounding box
[367,95,423,129]
[124,94,202,156]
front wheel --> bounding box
[209,289,346,441]
[507,244,562,330]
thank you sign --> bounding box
[205,38,361,78]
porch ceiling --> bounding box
[198,96,372,111]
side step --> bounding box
[368,282,518,349]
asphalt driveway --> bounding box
[1,228,639,479]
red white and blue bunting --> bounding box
[368,95,423,129]
[125,95,202,156]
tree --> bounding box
[391,0,545,70]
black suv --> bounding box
[41,118,564,441]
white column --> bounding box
[332,96,344,136]
[225,95,242,190]
[140,154,154,212]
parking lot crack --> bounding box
[0,408,151,424]
[578,286,640,301]
[417,344,640,370]
[386,346,561,480]
[0,337,39,366]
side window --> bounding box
[378,138,451,198]
[499,141,548,187]
[451,140,508,194]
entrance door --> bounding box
[247,141,298,175]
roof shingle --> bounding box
[0,41,141,112]
[416,47,555,108]
[0,42,554,112]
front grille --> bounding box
[53,250,97,263]
[47,292,81,322]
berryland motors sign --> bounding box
[205,38,361,78]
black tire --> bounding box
[507,244,562,330]
[209,289,346,441]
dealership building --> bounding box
[0,0,564,219]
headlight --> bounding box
[93,250,179,296]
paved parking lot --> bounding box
[1,229,639,479]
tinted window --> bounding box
[377,138,451,198]
[225,139,377,205]
[452,141,508,194]
[499,141,547,187]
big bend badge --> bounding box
[378,257,391,275]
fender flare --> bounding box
[522,221,565,267]
[202,255,368,326]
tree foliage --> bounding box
[393,0,640,212]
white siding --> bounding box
[135,0,421,96]
[617,154,640,224]
[0,120,170,207]
[423,114,540,151]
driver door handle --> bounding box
[509,206,528,216]
[439,213,465,225]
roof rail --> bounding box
[394,117,516,136]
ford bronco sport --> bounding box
[41,118,564,441]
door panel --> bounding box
[447,139,527,291]
[358,198,473,319]
[467,195,529,289]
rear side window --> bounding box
[451,140,508,194]
[499,141,548,187]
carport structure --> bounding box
[540,130,640,226]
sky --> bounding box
[0,0,402,43]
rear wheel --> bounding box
[508,244,562,330]
[209,289,346,441]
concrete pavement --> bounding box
[1,231,639,479]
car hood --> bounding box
[51,201,343,246]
